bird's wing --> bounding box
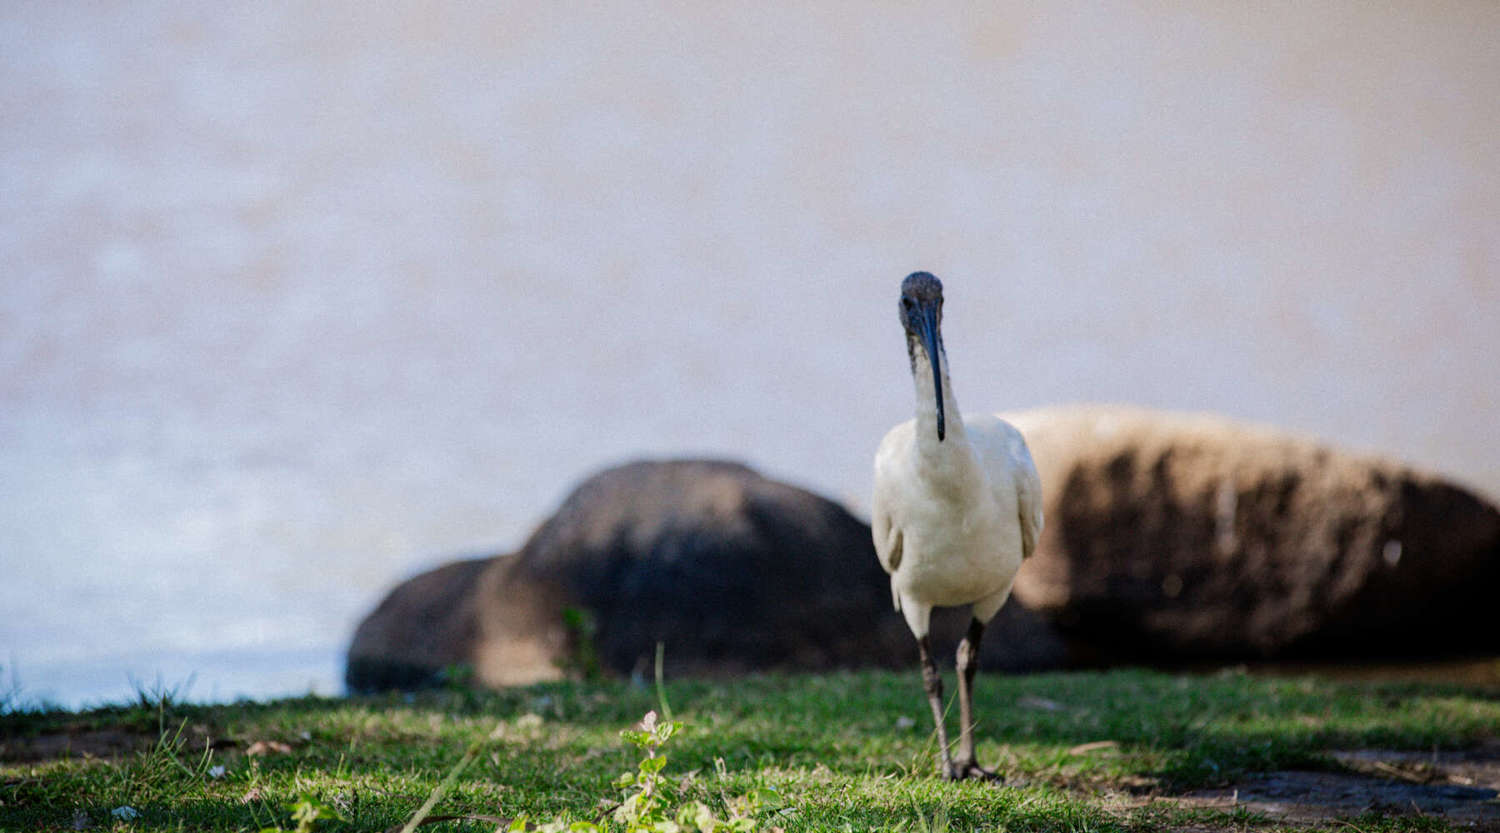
[1012,438,1044,560]
[871,422,911,577]
[969,414,1045,559]
[873,508,903,575]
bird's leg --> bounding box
[917,636,954,778]
[954,618,999,781]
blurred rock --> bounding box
[345,556,491,692]
[1006,405,1500,661]
[346,459,1065,692]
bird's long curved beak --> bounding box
[916,304,945,442]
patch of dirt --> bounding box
[1,729,154,763]
[1168,742,1500,829]
[1180,770,1498,826]
[0,724,233,764]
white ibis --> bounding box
[871,271,1044,781]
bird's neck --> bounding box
[910,347,967,449]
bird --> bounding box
[871,271,1043,781]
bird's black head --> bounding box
[899,271,947,442]
[899,271,944,335]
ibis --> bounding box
[871,271,1044,781]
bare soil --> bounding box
[1165,742,1500,829]
[0,724,228,764]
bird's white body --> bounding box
[871,341,1043,640]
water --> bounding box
[3,2,1498,709]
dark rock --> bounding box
[1006,405,1500,661]
[345,556,491,692]
[346,459,1065,692]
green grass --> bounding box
[3,668,1498,831]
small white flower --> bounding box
[895,715,917,730]
[208,765,226,779]
[111,805,140,820]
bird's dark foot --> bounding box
[943,761,1002,782]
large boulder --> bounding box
[345,556,492,693]
[346,459,1065,692]
[1006,405,1500,661]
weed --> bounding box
[654,642,673,723]
[0,663,20,715]
[258,795,344,833]
[503,710,779,832]
[560,607,602,681]
[437,664,477,691]
[0,662,58,716]
[128,672,196,712]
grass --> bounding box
[2,668,1498,831]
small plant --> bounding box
[509,711,779,833]
[0,662,57,716]
[558,607,602,681]
[0,663,18,714]
[128,671,195,711]
[258,795,343,833]
[437,663,476,691]
[612,710,682,829]
[436,663,482,709]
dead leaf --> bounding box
[1068,740,1119,755]
[245,740,292,756]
